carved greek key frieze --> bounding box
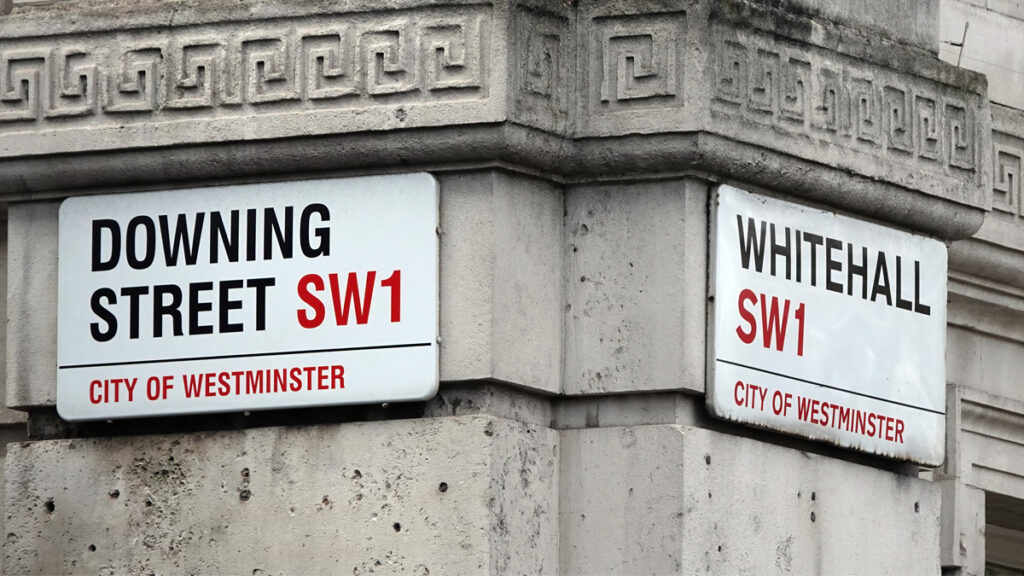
[711,28,982,178]
[590,13,685,112]
[105,48,164,113]
[51,49,97,117]
[166,42,222,109]
[599,29,676,102]
[0,7,489,128]
[1,51,45,121]
[301,31,358,101]
[994,131,1023,216]
[512,7,570,132]
[883,87,912,153]
[423,18,483,91]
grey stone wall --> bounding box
[1,0,1021,574]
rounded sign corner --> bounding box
[54,400,80,423]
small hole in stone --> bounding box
[393,522,401,532]
[810,512,816,522]
[241,468,250,479]
[707,492,712,499]
[352,470,362,480]
[438,482,448,493]
[44,500,54,514]
[88,544,96,552]
[914,501,920,513]
[239,490,251,501]
[145,500,153,507]
[109,490,119,499]
[811,492,816,501]
[704,454,711,465]
[717,545,722,552]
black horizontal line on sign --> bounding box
[715,358,945,416]
[58,342,434,370]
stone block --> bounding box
[0,221,26,423]
[564,179,707,395]
[938,478,985,573]
[941,0,1024,109]
[986,0,1024,20]
[946,326,1024,403]
[3,415,559,575]
[954,387,1024,502]
[6,202,58,409]
[439,171,562,393]
[560,425,941,575]
[782,0,939,53]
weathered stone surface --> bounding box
[0,0,991,241]
[0,220,26,424]
[560,425,941,575]
[5,202,58,409]
[564,179,707,395]
[438,171,562,393]
[949,104,1024,287]
[941,0,1024,110]
[784,0,940,53]
[938,477,985,573]
[0,0,506,155]
[945,386,1024,501]
[947,325,1024,404]
[4,415,559,575]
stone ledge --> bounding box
[948,271,1024,345]
[0,0,991,240]
[0,124,987,241]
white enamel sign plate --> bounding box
[709,185,947,465]
[57,174,439,421]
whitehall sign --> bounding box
[57,174,439,421]
[708,185,947,466]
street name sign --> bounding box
[57,174,439,421]
[708,185,947,465]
